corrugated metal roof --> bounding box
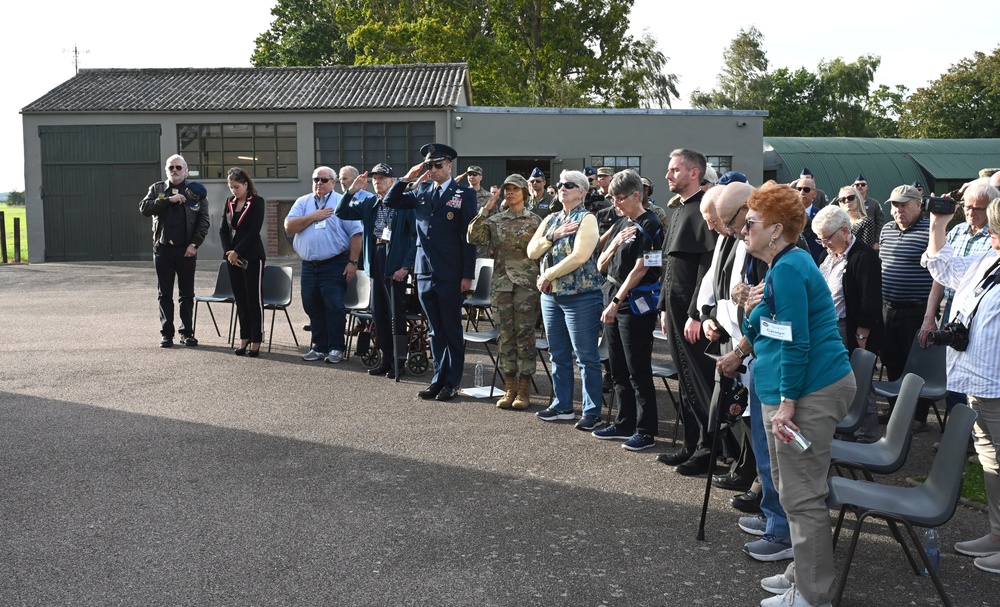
[22,63,471,113]
[764,137,1000,201]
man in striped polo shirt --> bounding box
[879,184,943,432]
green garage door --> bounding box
[40,125,161,261]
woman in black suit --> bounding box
[814,205,883,441]
[220,167,267,357]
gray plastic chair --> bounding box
[873,334,948,428]
[826,404,978,607]
[831,373,923,481]
[464,262,494,330]
[193,261,235,340]
[262,265,299,353]
[836,348,878,435]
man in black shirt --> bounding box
[139,154,210,347]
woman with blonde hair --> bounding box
[836,185,878,249]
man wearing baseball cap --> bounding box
[336,163,417,378]
[384,142,478,401]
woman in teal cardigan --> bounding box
[737,181,855,607]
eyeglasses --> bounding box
[724,205,747,230]
[838,195,857,203]
[815,233,836,245]
[312,177,331,183]
[854,182,867,188]
[467,172,481,177]
[796,186,812,193]
[556,182,580,190]
[745,218,769,231]
[529,179,543,184]
[167,165,184,171]
[424,161,445,170]
[964,205,988,212]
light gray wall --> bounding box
[450,107,765,200]
[22,110,449,263]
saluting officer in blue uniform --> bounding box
[384,143,477,401]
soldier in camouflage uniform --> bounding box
[467,173,542,410]
[527,167,561,219]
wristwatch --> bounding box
[612,296,620,304]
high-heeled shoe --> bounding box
[234,340,250,356]
[247,343,261,358]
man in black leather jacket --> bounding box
[139,154,211,347]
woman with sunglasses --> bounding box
[467,174,542,410]
[836,185,878,250]
[739,181,855,607]
[220,168,266,356]
[527,170,605,429]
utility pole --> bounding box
[63,45,90,74]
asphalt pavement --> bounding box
[1,261,997,606]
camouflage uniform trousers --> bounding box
[493,285,541,376]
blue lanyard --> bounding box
[763,243,798,317]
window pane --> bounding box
[276,124,296,136]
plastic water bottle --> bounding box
[923,527,941,576]
[474,361,484,387]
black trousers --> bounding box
[607,311,658,436]
[229,259,264,343]
[369,244,408,361]
[154,243,196,337]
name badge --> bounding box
[643,251,663,267]
[381,227,392,241]
[315,220,327,230]
[760,318,793,342]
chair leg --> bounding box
[201,302,221,337]
[900,521,954,607]
[930,400,946,431]
[887,520,922,575]
[832,505,849,548]
[660,377,682,443]
[267,309,277,353]
[283,308,299,347]
[228,304,237,346]
[832,511,868,607]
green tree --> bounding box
[865,84,907,138]
[898,47,1000,138]
[6,189,25,206]
[690,26,769,110]
[252,0,680,108]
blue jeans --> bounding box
[748,358,789,539]
[300,259,348,353]
[541,290,603,417]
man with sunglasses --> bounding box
[852,174,885,230]
[584,166,611,214]
[385,142,477,401]
[799,168,828,210]
[527,167,560,218]
[796,176,823,263]
[139,154,211,348]
[457,165,492,258]
[285,166,363,363]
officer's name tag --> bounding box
[315,220,327,230]
[381,227,392,241]
[643,251,663,267]
[760,318,793,342]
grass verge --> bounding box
[0,203,28,262]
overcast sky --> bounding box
[4,0,995,191]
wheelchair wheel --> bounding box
[361,348,382,369]
[406,351,429,376]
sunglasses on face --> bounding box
[167,165,184,171]
[556,182,580,190]
[745,218,764,230]
[838,195,857,203]
[425,161,445,170]
[312,177,331,183]
[529,179,543,184]
[467,172,481,177]
[854,182,867,188]
[796,186,812,193]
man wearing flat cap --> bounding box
[527,167,560,219]
[385,142,478,401]
[879,184,943,432]
[336,163,417,378]
[139,153,210,348]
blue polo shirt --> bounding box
[287,191,364,262]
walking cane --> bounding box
[390,277,402,383]
[697,356,745,541]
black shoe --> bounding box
[179,335,198,347]
[731,489,763,514]
[435,384,458,401]
[418,382,444,400]
[160,336,173,348]
[234,347,247,356]
[656,448,692,467]
[386,363,406,380]
[675,454,713,476]
[247,347,260,358]
[712,472,753,491]
[368,364,392,376]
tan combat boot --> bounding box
[496,373,517,409]
[511,375,532,410]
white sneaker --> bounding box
[975,551,1000,574]
[739,514,767,536]
[760,572,793,595]
[760,586,831,607]
[324,350,343,364]
[302,349,327,361]
[956,534,1000,557]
